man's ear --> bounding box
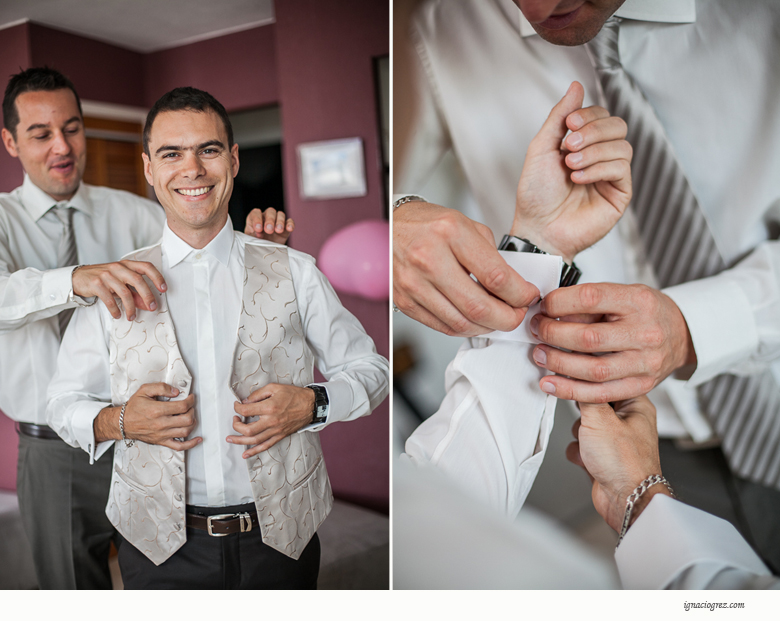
[2,128,19,158]
[141,152,154,186]
[231,143,240,178]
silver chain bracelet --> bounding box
[392,194,426,211]
[118,401,134,448]
[617,474,674,547]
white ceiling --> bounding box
[0,0,275,53]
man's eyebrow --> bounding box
[155,140,225,156]
[25,116,81,133]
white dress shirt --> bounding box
[399,0,780,440]
[395,459,777,589]
[0,175,164,425]
[47,220,389,507]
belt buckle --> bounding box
[206,513,236,537]
[238,512,252,533]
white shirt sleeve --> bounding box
[0,229,78,333]
[664,240,780,385]
[46,301,114,463]
[402,337,556,519]
[616,494,777,589]
[291,255,389,430]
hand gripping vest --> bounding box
[105,241,333,565]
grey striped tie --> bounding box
[52,205,78,336]
[586,17,780,489]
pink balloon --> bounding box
[319,220,389,301]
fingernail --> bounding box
[568,151,583,165]
[541,381,556,395]
[276,225,283,232]
[569,113,583,129]
[255,223,263,230]
[266,224,273,232]
[572,169,584,179]
[567,132,583,148]
[150,302,157,310]
[533,348,547,365]
[160,283,167,291]
[129,314,136,322]
[530,296,540,306]
[529,315,539,337]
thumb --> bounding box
[578,401,617,428]
[138,382,180,399]
[534,81,585,151]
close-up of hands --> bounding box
[244,207,294,244]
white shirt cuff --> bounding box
[41,266,76,307]
[615,494,769,589]
[72,400,114,463]
[663,277,758,385]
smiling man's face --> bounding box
[513,0,627,46]
[1,88,86,201]
[142,108,239,245]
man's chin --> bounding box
[530,20,604,46]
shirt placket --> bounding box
[193,251,225,506]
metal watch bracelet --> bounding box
[497,234,581,287]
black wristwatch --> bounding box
[307,384,329,425]
[498,235,581,287]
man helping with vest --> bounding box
[46,87,389,589]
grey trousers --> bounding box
[659,440,780,574]
[16,432,117,589]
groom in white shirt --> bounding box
[47,87,388,589]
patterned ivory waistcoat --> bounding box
[105,241,333,566]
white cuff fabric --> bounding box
[71,400,114,463]
[41,266,76,307]
[663,277,757,386]
[615,494,770,589]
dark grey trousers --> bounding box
[118,503,320,589]
[659,440,780,574]
[16,433,117,589]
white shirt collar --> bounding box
[518,0,696,38]
[163,217,235,268]
[20,174,94,221]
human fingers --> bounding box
[100,272,137,321]
[539,375,653,403]
[90,280,123,319]
[533,81,586,152]
[450,225,540,313]
[244,208,265,237]
[530,313,635,353]
[392,285,487,336]
[570,417,582,439]
[160,436,202,451]
[123,261,167,294]
[564,139,632,172]
[135,382,181,400]
[532,346,650,383]
[571,161,633,201]
[541,283,637,318]
[263,208,278,234]
[565,440,586,470]
[285,218,295,232]
[564,115,628,153]
[565,105,610,133]
[273,209,287,233]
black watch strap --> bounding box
[307,384,329,425]
[498,234,581,287]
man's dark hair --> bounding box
[143,87,233,156]
[3,67,83,139]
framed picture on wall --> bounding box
[297,137,367,199]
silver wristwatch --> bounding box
[498,235,581,287]
[307,384,329,425]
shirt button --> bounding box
[174,523,182,531]
[50,294,56,300]
[195,253,202,260]
[178,379,188,388]
[174,493,183,501]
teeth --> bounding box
[177,186,212,196]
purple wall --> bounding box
[0,10,389,510]
[0,24,32,193]
[144,26,279,111]
[275,0,390,513]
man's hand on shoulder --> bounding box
[72,261,167,321]
[530,283,696,402]
[94,383,200,450]
[229,384,316,457]
[393,200,540,336]
[512,81,632,263]
[245,207,294,244]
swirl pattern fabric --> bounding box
[106,242,332,565]
[586,18,780,489]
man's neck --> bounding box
[167,215,229,250]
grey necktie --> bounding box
[586,17,780,489]
[52,205,78,336]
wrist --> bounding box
[628,485,672,526]
[94,405,121,443]
[508,224,575,265]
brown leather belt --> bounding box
[16,422,61,440]
[186,511,259,537]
